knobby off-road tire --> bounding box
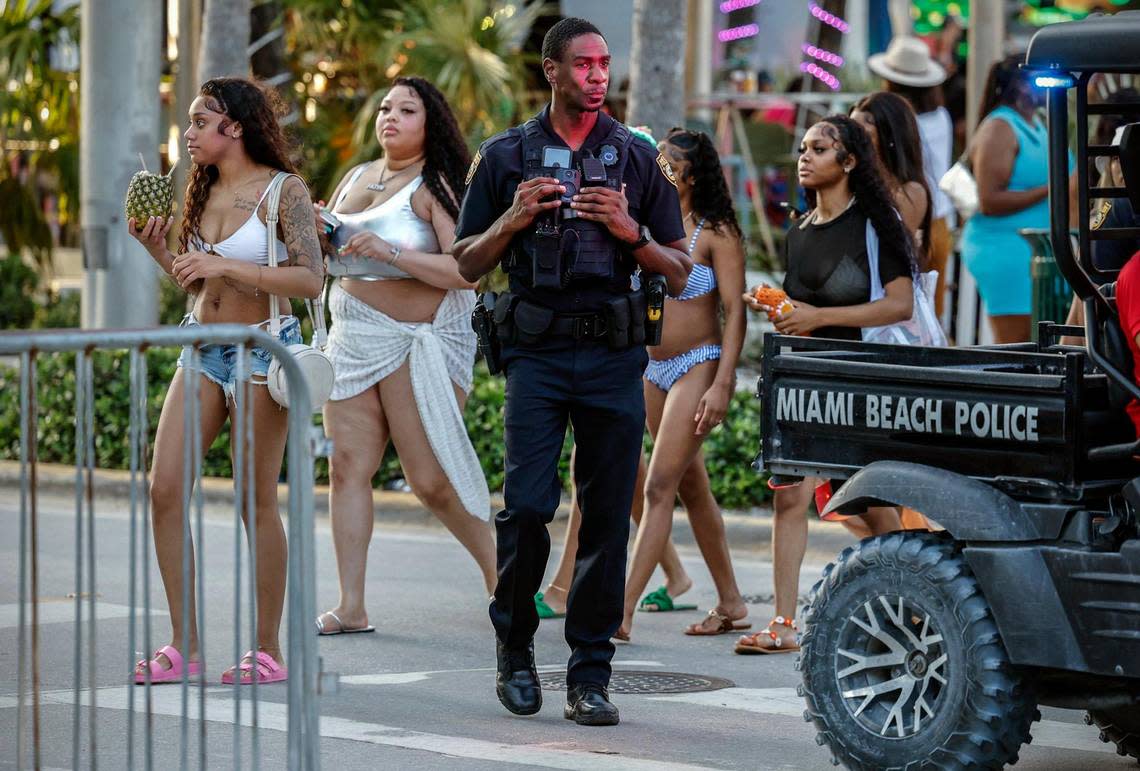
[798,532,1039,770]
[1088,708,1140,763]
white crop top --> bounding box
[190,182,287,264]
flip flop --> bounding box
[638,585,697,613]
[134,645,202,684]
[222,650,288,685]
[683,609,752,636]
[315,611,375,636]
[534,592,565,620]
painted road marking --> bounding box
[4,685,777,771]
[339,661,664,686]
[0,601,165,630]
[650,687,1113,755]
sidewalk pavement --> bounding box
[0,460,856,559]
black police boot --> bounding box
[495,639,541,715]
[564,683,619,726]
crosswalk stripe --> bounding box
[3,685,778,771]
[0,601,165,630]
[339,661,664,686]
[650,688,1114,755]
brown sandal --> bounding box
[684,609,752,636]
[734,616,799,654]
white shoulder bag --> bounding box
[862,220,948,347]
[263,171,335,413]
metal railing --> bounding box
[5,324,320,770]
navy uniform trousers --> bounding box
[489,335,647,687]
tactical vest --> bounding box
[509,117,636,289]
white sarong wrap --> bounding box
[326,282,489,520]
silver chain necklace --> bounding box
[366,160,415,192]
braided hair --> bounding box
[804,115,919,276]
[664,128,742,240]
[391,76,470,221]
[179,77,297,254]
[850,91,932,261]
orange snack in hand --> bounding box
[752,285,794,321]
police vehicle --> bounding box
[757,14,1140,769]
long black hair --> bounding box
[978,53,1029,121]
[804,115,919,276]
[390,76,470,221]
[663,128,742,240]
[180,77,297,254]
[851,91,932,260]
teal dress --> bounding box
[960,106,1053,316]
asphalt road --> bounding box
[0,494,1127,770]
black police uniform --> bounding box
[455,105,685,689]
[1092,197,1140,272]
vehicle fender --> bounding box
[822,460,1054,541]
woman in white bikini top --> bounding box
[127,77,323,686]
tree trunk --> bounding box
[626,0,686,139]
[197,0,251,83]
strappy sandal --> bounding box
[734,616,799,655]
[684,609,752,636]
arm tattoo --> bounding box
[278,178,325,280]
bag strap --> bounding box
[265,171,328,347]
[865,219,885,302]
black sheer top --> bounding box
[782,205,911,341]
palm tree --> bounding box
[282,0,546,195]
[198,0,252,81]
[626,0,686,138]
[0,0,80,265]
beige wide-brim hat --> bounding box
[868,36,947,88]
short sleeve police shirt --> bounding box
[455,106,685,312]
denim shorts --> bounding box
[176,314,302,402]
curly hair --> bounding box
[804,115,919,276]
[664,128,742,240]
[178,77,297,254]
[390,76,470,221]
[850,91,932,260]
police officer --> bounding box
[453,17,691,726]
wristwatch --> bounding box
[630,225,652,250]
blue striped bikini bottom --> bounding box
[644,344,722,392]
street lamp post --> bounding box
[80,0,162,328]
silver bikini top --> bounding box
[328,166,440,280]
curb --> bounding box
[0,460,854,557]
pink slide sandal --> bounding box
[221,650,288,685]
[134,645,202,684]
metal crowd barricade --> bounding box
[5,325,320,770]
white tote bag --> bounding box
[263,172,335,413]
[862,220,948,347]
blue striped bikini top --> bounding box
[675,218,717,301]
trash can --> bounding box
[1020,228,1073,337]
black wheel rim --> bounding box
[834,595,948,739]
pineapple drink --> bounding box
[125,156,176,229]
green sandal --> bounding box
[534,592,565,619]
[638,585,697,613]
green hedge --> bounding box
[0,351,770,507]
